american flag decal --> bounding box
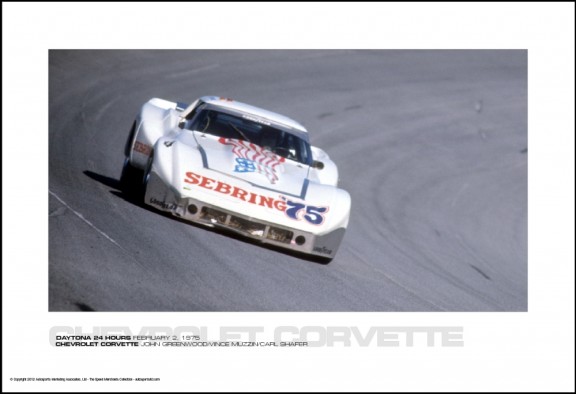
[219,137,285,184]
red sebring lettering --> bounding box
[273,199,287,212]
[258,195,274,209]
[248,192,258,204]
[184,173,287,214]
[231,187,248,201]
[184,172,201,185]
[214,181,232,195]
[199,176,216,189]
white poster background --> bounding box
[3,2,574,392]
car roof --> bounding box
[200,96,308,133]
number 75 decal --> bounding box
[283,198,328,225]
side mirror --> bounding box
[312,160,324,170]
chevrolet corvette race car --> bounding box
[121,96,351,262]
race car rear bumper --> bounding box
[144,171,345,260]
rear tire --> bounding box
[120,157,144,200]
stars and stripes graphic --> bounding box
[219,137,285,184]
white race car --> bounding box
[122,96,351,262]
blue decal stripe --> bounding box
[199,145,209,168]
[300,178,310,200]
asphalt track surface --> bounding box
[49,50,527,311]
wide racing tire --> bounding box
[120,157,144,201]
